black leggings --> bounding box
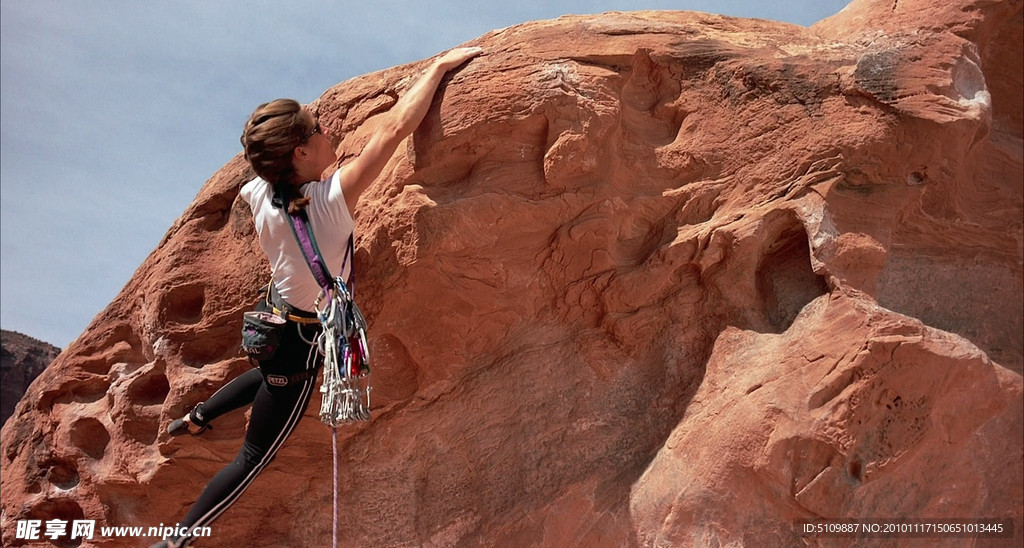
[170,316,322,547]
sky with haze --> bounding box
[1,0,851,347]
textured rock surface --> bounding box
[2,0,1021,546]
[1,330,59,427]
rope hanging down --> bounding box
[313,275,370,548]
[281,187,371,548]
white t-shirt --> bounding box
[240,170,354,312]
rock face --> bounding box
[1,330,59,427]
[2,0,1021,546]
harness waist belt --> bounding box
[271,306,320,324]
[265,283,320,324]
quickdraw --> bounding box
[315,275,372,425]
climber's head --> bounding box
[241,99,336,188]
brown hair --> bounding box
[240,98,313,212]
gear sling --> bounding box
[284,205,372,424]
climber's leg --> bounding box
[162,321,322,547]
[167,368,263,436]
[169,370,317,546]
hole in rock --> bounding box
[44,458,81,489]
[756,222,829,332]
[200,208,230,232]
[162,283,205,325]
[848,459,863,482]
[191,183,242,233]
[52,376,111,406]
[69,417,110,460]
[907,171,927,185]
[26,497,86,548]
[126,369,171,406]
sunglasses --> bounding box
[301,122,321,142]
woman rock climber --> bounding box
[149,46,482,548]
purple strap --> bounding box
[286,208,355,297]
[289,213,333,293]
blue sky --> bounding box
[0,0,851,347]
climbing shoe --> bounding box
[167,412,210,437]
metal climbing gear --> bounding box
[315,276,372,425]
[278,184,372,425]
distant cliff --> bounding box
[1,330,59,426]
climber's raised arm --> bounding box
[336,46,482,213]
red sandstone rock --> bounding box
[2,0,1021,546]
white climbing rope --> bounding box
[332,426,339,548]
[313,276,371,548]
